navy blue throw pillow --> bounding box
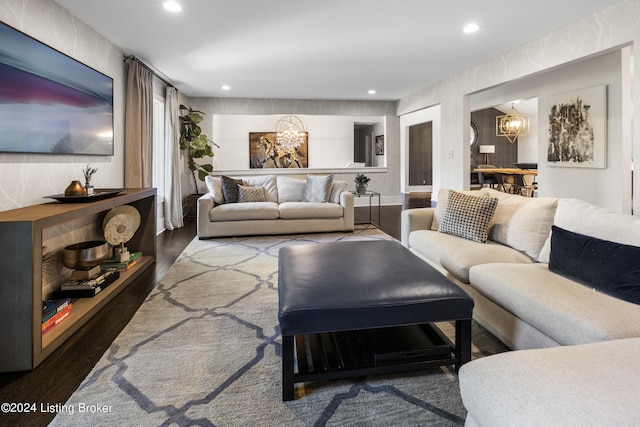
[549,225,640,305]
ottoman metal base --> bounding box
[282,321,471,401]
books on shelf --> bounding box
[52,269,120,299]
[42,299,71,323]
[100,251,142,271]
[42,299,72,336]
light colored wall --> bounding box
[468,49,626,211]
[0,0,126,212]
[211,114,384,169]
[398,0,638,213]
[536,50,627,211]
[186,97,401,205]
[516,112,539,164]
[400,105,441,194]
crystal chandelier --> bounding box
[275,115,307,151]
[496,104,529,143]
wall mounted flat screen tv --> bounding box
[0,20,113,155]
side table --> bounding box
[185,194,199,218]
[350,190,381,228]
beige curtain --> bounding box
[164,87,184,229]
[124,57,153,188]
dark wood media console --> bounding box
[0,188,156,372]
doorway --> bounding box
[354,123,375,166]
[408,121,433,186]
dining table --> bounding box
[473,168,538,196]
[473,167,538,176]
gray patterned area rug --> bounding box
[50,226,507,427]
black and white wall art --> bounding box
[547,85,607,168]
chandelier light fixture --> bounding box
[496,104,529,143]
[275,115,307,151]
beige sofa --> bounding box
[402,188,640,350]
[197,175,354,238]
[402,188,640,426]
[459,337,640,427]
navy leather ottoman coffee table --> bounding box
[278,240,474,401]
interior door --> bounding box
[408,121,433,186]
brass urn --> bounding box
[64,180,87,197]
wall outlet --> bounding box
[448,150,454,158]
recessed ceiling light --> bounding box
[368,89,376,95]
[221,85,231,91]
[463,23,480,34]
[163,1,182,12]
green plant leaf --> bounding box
[180,104,218,186]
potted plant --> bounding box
[179,104,220,194]
[354,173,370,195]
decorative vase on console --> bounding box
[64,180,86,197]
[354,173,370,195]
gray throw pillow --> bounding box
[438,190,498,243]
[302,174,334,203]
[221,175,243,203]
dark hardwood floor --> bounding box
[0,205,402,427]
[355,204,402,241]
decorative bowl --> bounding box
[63,240,109,270]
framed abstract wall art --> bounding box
[0,20,114,156]
[546,85,607,168]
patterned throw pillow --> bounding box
[438,190,498,243]
[238,185,266,203]
[302,174,334,203]
[220,175,243,203]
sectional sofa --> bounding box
[197,174,354,238]
[401,188,640,426]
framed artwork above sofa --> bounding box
[249,132,308,168]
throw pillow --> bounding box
[244,175,278,202]
[329,180,348,204]
[431,188,490,231]
[238,185,266,203]
[205,176,224,204]
[220,175,243,203]
[277,176,306,202]
[549,225,640,305]
[539,198,640,264]
[438,190,498,243]
[484,188,558,261]
[302,174,334,203]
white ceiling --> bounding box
[54,0,620,101]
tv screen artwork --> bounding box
[0,21,113,155]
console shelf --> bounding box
[0,188,156,372]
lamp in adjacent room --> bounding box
[496,104,529,143]
[479,145,495,164]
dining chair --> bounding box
[477,165,498,189]
[512,174,536,197]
